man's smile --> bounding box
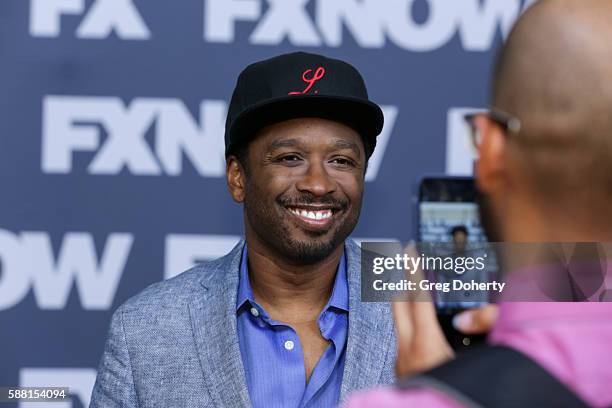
[284,204,341,231]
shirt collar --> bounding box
[235,245,349,313]
[326,250,349,312]
[236,245,253,311]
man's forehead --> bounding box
[266,135,363,155]
[258,117,363,148]
[264,134,364,156]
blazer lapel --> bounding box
[189,241,251,408]
[340,239,396,401]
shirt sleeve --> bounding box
[342,385,465,408]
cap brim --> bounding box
[226,94,384,157]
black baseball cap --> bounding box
[225,52,384,158]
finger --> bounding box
[391,245,412,343]
[403,242,432,302]
[410,300,453,360]
[392,299,413,347]
[392,299,415,378]
[410,299,442,335]
[453,304,499,334]
[406,299,455,374]
[404,243,450,352]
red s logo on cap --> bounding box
[288,67,325,95]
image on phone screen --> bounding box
[417,177,499,314]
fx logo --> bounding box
[41,95,397,181]
[41,96,227,177]
[29,0,150,39]
[204,0,537,51]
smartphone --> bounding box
[417,176,497,349]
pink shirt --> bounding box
[344,302,612,407]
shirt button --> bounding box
[250,307,259,317]
[284,340,295,351]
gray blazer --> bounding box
[90,239,396,407]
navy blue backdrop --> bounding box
[0,0,534,405]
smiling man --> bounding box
[90,52,397,408]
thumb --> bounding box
[394,298,454,378]
[453,304,499,335]
[392,299,415,378]
[410,299,445,339]
[392,299,414,350]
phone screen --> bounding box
[418,177,485,243]
[418,177,497,306]
[418,177,498,296]
[417,177,498,348]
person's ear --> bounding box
[475,115,508,196]
[226,156,246,203]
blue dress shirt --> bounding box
[236,246,349,408]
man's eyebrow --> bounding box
[268,138,299,151]
[333,139,361,158]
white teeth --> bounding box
[289,208,333,221]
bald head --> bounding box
[492,0,612,210]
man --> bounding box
[449,226,468,254]
[346,0,612,406]
[436,225,490,307]
[90,52,398,408]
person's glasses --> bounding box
[463,108,522,153]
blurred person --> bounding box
[345,0,612,406]
[435,224,490,308]
[450,225,468,254]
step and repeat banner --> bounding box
[0,0,534,406]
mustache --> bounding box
[277,193,348,211]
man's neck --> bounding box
[245,238,344,323]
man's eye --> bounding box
[330,157,355,167]
[278,155,302,163]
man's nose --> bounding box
[295,161,337,197]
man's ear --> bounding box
[226,156,246,203]
[475,116,508,196]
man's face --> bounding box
[452,231,468,252]
[228,117,366,265]
[473,114,507,243]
